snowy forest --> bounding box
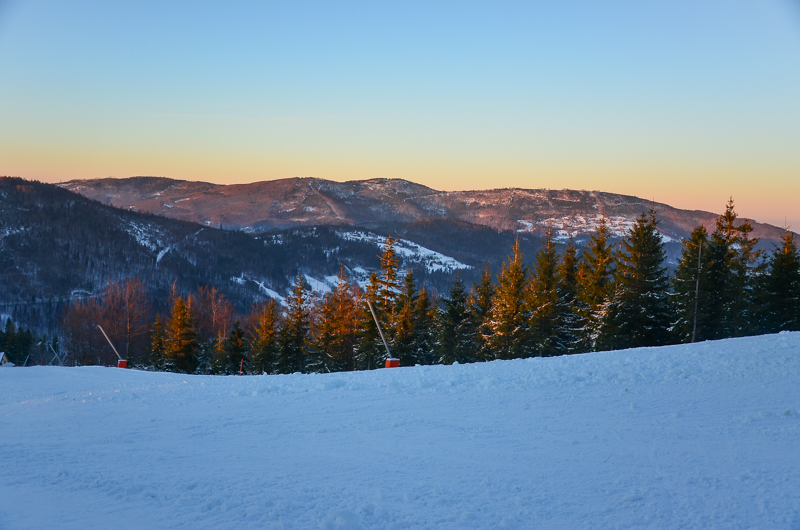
[2,199,799,373]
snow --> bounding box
[2,333,800,528]
[337,231,472,273]
[518,214,638,239]
[305,274,333,294]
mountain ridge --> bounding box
[60,176,789,245]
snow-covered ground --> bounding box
[2,334,799,529]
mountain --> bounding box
[0,178,536,331]
[61,176,788,245]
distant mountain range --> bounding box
[61,176,787,244]
[1,175,790,332]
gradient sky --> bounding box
[1,1,799,228]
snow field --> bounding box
[1,333,799,529]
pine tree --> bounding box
[210,330,227,374]
[556,237,581,353]
[225,321,247,374]
[470,264,495,361]
[436,274,476,364]
[354,272,386,370]
[705,198,764,339]
[164,295,198,373]
[529,228,568,356]
[601,210,674,350]
[763,229,800,332]
[248,299,279,374]
[392,269,420,367]
[378,236,401,318]
[576,217,615,351]
[413,285,438,365]
[488,239,531,359]
[149,314,166,369]
[276,274,312,374]
[314,267,359,371]
[672,225,711,343]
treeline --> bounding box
[21,199,800,373]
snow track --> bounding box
[1,333,799,528]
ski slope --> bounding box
[1,333,799,529]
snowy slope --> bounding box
[1,334,799,529]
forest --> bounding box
[2,199,799,372]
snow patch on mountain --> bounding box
[517,214,638,239]
[336,231,472,273]
[123,221,164,252]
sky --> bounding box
[1,1,799,228]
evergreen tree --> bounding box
[436,274,476,364]
[210,330,228,374]
[314,267,359,371]
[576,217,615,351]
[248,299,279,374]
[488,239,531,359]
[149,314,166,370]
[164,295,198,373]
[705,198,764,339]
[392,270,421,366]
[276,274,312,374]
[413,285,438,365]
[672,225,712,343]
[601,210,674,350]
[378,236,401,318]
[763,229,800,332]
[556,237,581,352]
[354,273,386,370]
[529,228,568,356]
[225,321,247,374]
[470,264,495,361]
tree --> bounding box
[704,198,764,339]
[488,239,531,359]
[248,300,279,374]
[528,228,569,356]
[276,274,312,374]
[436,274,476,364]
[763,229,800,332]
[164,295,198,373]
[470,264,496,361]
[354,272,386,370]
[576,216,615,351]
[392,269,421,367]
[225,321,247,374]
[413,285,438,365]
[97,277,152,364]
[314,267,359,371]
[557,237,581,353]
[149,314,166,369]
[601,210,674,350]
[378,236,401,318]
[672,225,712,343]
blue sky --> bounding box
[1,1,799,227]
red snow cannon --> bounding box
[385,358,400,368]
[117,359,128,369]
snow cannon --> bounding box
[97,325,128,368]
[385,358,400,368]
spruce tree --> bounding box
[164,296,198,373]
[225,321,247,374]
[210,330,227,374]
[672,225,712,343]
[488,239,531,359]
[529,228,568,356]
[393,269,420,367]
[149,314,166,370]
[602,210,674,349]
[276,274,312,374]
[763,229,800,332]
[576,217,615,351]
[314,267,358,371]
[705,198,763,339]
[557,237,581,353]
[436,275,476,364]
[470,264,495,361]
[413,285,438,365]
[248,299,279,374]
[378,236,401,318]
[354,272,386,370]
